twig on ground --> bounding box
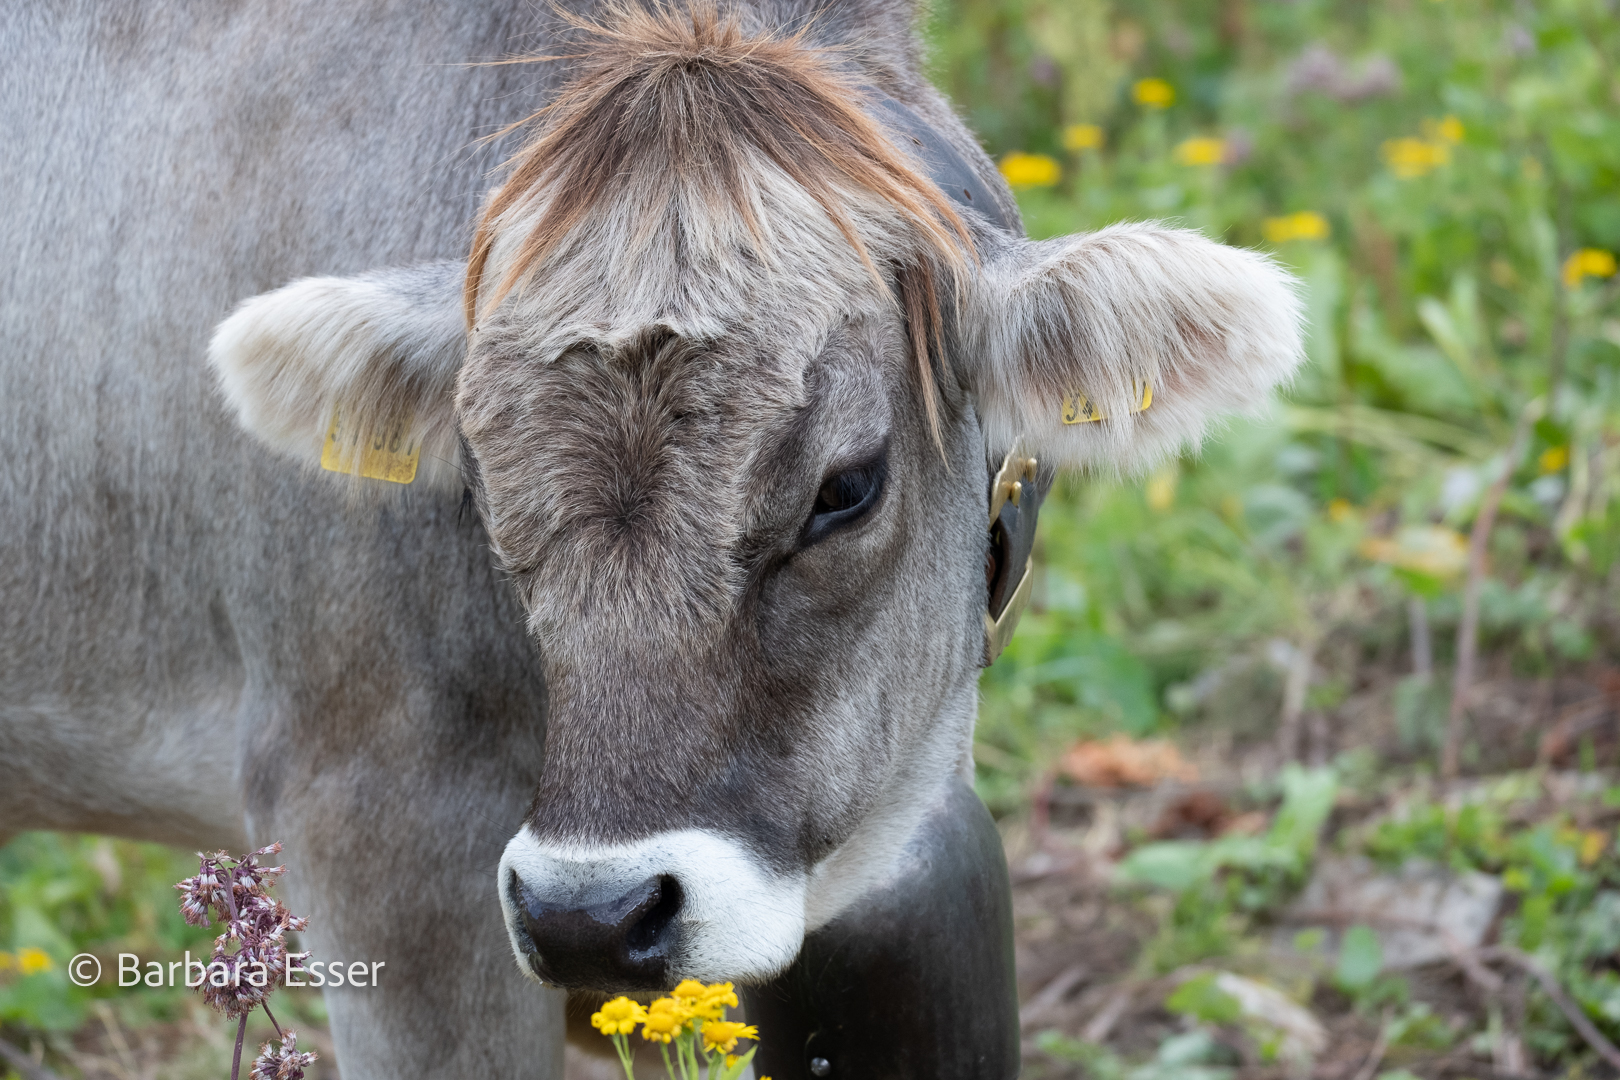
[1277,638,1316,764]
[1079,984,1136,1044]
[1350,1010,1392,1080]
[0,1036,67,1080]
[1479,946,1620,1073]
[1444,400,1543,781]
[1020,963,1088,1031]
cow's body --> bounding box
[0,2,1012,1075]
[2,2,1304,1077]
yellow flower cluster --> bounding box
[1563,249,1617,289]
[1062,123,1104,151]
[998,152,1061,189]
[1382,117,1463,179]
[1174,137,1225,166]
[1382,136,1450,178]
[1133,78,1174,108]
[590,980,756,1048]
[1262,211,1331,244]
[0,948,53,975]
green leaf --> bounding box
[1166,973,1244,1026]
[1119,842,1213,892]
[1335,925,1383,993]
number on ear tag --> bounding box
[320,405,420,484]
[1061,381,1153,424]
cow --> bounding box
[0,0,1303,1077]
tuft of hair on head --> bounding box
[462,0,977,446]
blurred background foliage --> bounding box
[940,0,1620,809]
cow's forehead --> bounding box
[459,303,898,649]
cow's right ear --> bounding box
[209,260,468,492]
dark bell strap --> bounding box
[868,94,1017,236]
[868,94,1047,663]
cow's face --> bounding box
[210,8,1302,993]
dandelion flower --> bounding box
[701,1020,759,1055]
[1174,137,1226,166]
[591,996,648,1036]
[999,152,1061,188]
[1062,123,1104,151]
[1423,115,1465,143]
[1382,136,1449,178]
[1262,211,1331,244]
[1133,78,1174,108]
[16,948,52,975]
[1563,249,1617,288]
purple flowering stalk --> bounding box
[176,843,319,1080]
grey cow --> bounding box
[0,0,1303,1076]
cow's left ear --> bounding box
[209,260,468,492]
[960,223,1304,474]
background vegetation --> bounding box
[4,0,1618,1076]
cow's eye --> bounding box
[802,453,887,546]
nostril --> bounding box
[514,873,684,991]
[625,875,682,955]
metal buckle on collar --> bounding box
[983,449,1041,666]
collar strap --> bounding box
[870,94,1045,666]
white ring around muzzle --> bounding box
[498,826,809,985]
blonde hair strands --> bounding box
[464,1,976,444]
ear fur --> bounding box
[209,261,468,491]
[962,222,1305,475]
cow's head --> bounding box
[211,6,1301,992]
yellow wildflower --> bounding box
[1563,248,1617,288]
[1174,137,1225,166]
[17,948,52,975]
[1581,831,1609,866]
[1382,136,1450,179]
[998,152,1061,188]
[700,981,739,1011]
[1327,498,1353,523]
[1423,115,1465,143]
[590,996,648,1037]
[1262,211,1331,244]
[640,998,689,1043]
[671,979,708,1001]
[1062,123,1104,151]
[1133,78,1174,108]
[1539,446,1569,474]
[701,1020,759,1055]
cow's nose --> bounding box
[511,873,682,990]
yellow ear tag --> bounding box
[1061,381,1152,424]
[320,405,420,484]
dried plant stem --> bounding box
[232,1014,248,1080]
[1350,1010,1392,1080]
[0,1036,66,1080]
[1409,596,1432,680]
[263,1002,284,1040]
[1481,946,1620,1073]
[1444,402,1542,781]
[1277,639,1315,763]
